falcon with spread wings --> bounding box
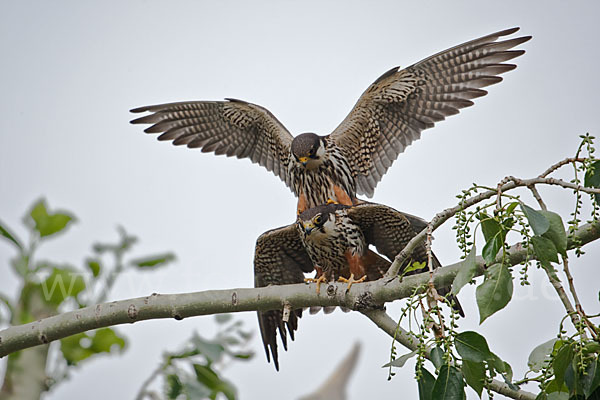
[131,28,530,214]
[254,202,461,370]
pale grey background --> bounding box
[1,1,599,399]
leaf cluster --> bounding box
[0,199,175,390]
[146,315,254,400]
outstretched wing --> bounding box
[330,27,531,197]
[254,223,313,370]
[131,99,295,190]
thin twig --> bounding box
[527,179,588,337]
[528,185,547,210]
[539,157,586,178]
[386,174,600,278]
[545,269,583,335]
[135,364,162,400]
[562,256,598,340]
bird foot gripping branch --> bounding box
[304,275,328,294]
[338,273,366,292]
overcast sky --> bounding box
[1,1,600,399]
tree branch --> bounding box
[385,173,600,278]
[362,310,537,400]
[1,221,598,359]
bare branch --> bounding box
[539,157,586,178]
[528,185,547,211]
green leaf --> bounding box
[475,264,513,324]
[506,202,519,214]
[60,328,126,365]
[546,391,569,400]
[430,346,445,370]
[502,361,514,383]
[589,386,600,400]
[86,258,101,277]
[191,334,225,362]
[232,352,254,360]
[462,360,486,397]
[0,293,14,324]
[564,359,578,394]
[452,245,478,295]
[521,203,550,236]
[583,358,600,398]
[432,365,465,400]
[0,221,23,250]
[455,331,492,363]
[479,214,502,243]
[545,378,569,394]
[165,374,183,399]
[418,367,436,400]
[403,261,427,275]
[531,236,559,267]
[61,333,95,365]
[382,349,418,368]
[130,252,176,269]
[584,160,600,202]
[528,338,558,372]
[182,380,212,399]
[482,233,503,264]
[11,255,29,277]
[28,199,75,238]
[539,211,567,257]
[584,342,600,355]
[535,392,547,400]
[215,314,233,325]
[193,363,221,389]
[488,352,507,375]
[41,267,86,305]
[553,343,573,387]
[90,328,126,354]
[193,364,236,400]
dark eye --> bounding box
[314,215,322,225]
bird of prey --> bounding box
[131,28,531,214]
[254,202,460,370]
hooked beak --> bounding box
[298,156,309,166]
[302,221,315,235]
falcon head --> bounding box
[290,133,326,170]
[297,203,344,238]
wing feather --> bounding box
[330,28,531,197]
[253,224,313,370]
[347,203,427,265]
[347,203,464,316]
[131,99,295,189]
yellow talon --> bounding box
[304,275,328,294]
[326,198,339,205]
[338,273,366,292]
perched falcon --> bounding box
[131,28,531,214]
[254,202,460,370]
[297,203,462,314]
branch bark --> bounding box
[385,173,600,278]
[1,221,598,360]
